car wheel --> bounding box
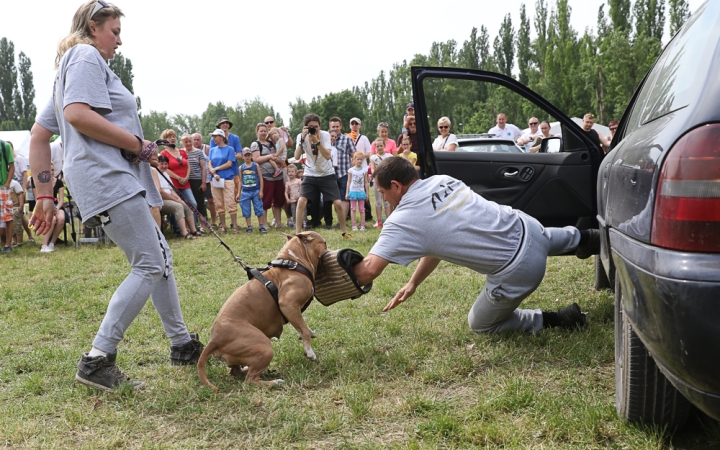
[594,255,612,291]
[615,274,691,428]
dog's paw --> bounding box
[305,349,317,361]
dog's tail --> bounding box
[197,340,219,393]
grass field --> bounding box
[2,225,719,449]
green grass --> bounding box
[2,226,719,449]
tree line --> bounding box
[0,38,36,131]
[1,0,692,143]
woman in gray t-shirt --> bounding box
[28,1,202,392]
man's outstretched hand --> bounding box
[383,282,416,312]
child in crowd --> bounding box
[329,130,339,174]
[284,164,302,229]
[266,129,286,178]
[346,151,369,231]
[398,136,419,170]
[239,148,267,234]
[369,137,395,228]
[9,179,25,246]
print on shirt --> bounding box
[429,179,471,212]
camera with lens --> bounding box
[307,125,317,135]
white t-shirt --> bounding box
[296,130,335,177]
[349,133,372,169]
[369,175,523,274]
[432,134,459,151]
[519,130,542,151]
[154,168,173,196]
[370,152,394,169]
[50,140,64,173]
[9,179,23,196]
[488,124,523,141]
[13,155,28,182]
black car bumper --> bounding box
[610,229,720,421]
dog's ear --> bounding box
[297,232,315,243]
[282,232,295,241]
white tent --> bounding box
[0,130,31,157]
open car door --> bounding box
[412,67,603,228]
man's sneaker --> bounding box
[170,332,205,366]
[557,303,587,329]
[40,243,55,253]
[576,229,600,259]
[247,226,253,234]
[259,225,268,234]
[75,352,145,392]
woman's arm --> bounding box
[200,157,207,184]
[28,123,56,236]
[64,103,144,154]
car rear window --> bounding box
[626,2,718,130]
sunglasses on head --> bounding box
[265,120,275,125]
[378,122,389,128]
[438,125,449,129]
[585,113,595,119]
[91,0,109,18]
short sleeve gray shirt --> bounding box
[36,44,160,221]
[369,175,523,274]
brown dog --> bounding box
[198,232,327,391]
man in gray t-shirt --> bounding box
[353,157,598,335]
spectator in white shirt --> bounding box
[432,117,458,151]
[517,117,542,152]
[488,113,522,141]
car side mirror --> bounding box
[540,137,562,153]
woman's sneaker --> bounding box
[169,332,205,366]
[75,352,145,392]
[40,243,55,253]
[352,225,358,231]
[360,226,366,231]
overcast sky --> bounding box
[3,0,702,126]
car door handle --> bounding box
[504,170,519,177]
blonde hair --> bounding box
[180,135,192,144]
[161,129,176,140]
[352,151,365,160]
[437,116,451,127]
[56,1,124,69]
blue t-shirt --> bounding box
[210,133,242,176]
[208,145,236,180]
[240,162,260,191]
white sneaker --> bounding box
[40,243,55,253]
[352,226,358,231]
[270,218,276,227]
[360,226,366,231]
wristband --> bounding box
[35,196,55,201]
[122,136,158,165]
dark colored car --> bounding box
[409,0,719,430]
[596,1,720,429]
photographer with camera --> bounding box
[293,114,352,239]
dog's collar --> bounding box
[269,259,314,284]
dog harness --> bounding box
[245,259,315,323]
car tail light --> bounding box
[652,124,720,252]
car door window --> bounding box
[625,3,715,133]
[420,77,562,153]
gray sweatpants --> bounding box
[467,214,580,334]
[92,194,191,353]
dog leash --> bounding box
[153,139,251,271]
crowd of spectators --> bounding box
[2,105,617,255]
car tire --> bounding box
[615,274,691,428]
[594,255,612,291]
